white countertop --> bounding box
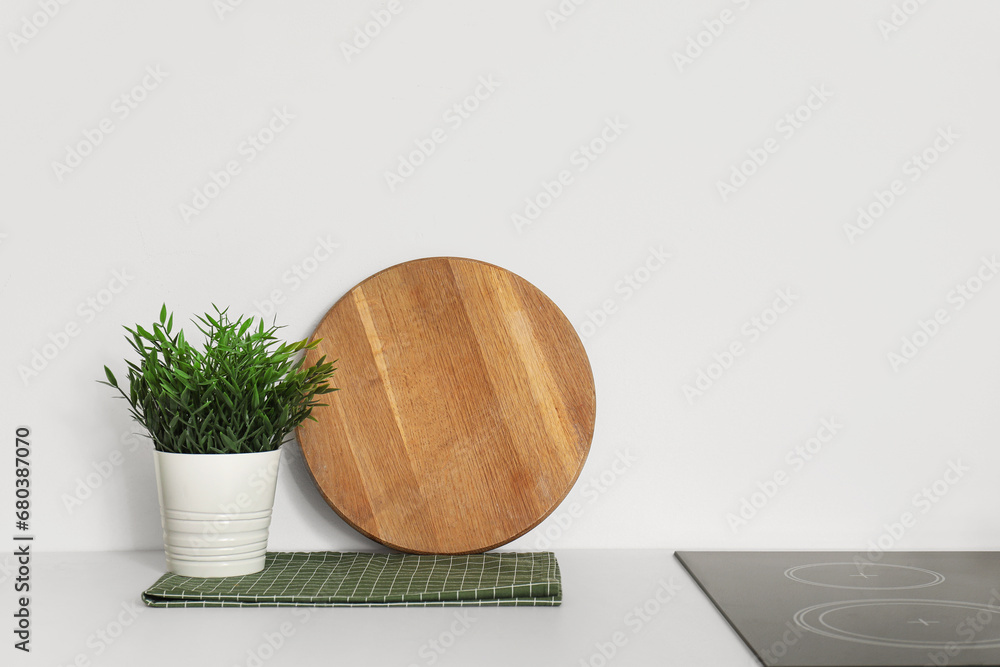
[14,549,761,667]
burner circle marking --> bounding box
[794,599,1000,650]
[784,562,945,590]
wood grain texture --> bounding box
[296,257,596,554]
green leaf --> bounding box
[100,304,338,455]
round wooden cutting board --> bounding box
[296,257,596,554]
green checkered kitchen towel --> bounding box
[141,551,561,607]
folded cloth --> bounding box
[141,551,561,607]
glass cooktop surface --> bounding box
[675,551,1000,666]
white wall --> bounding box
[2,0,999,554]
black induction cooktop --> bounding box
[675,551,1000,667]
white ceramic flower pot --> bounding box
[153,449,282,578]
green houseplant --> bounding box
[101,305,336,577]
